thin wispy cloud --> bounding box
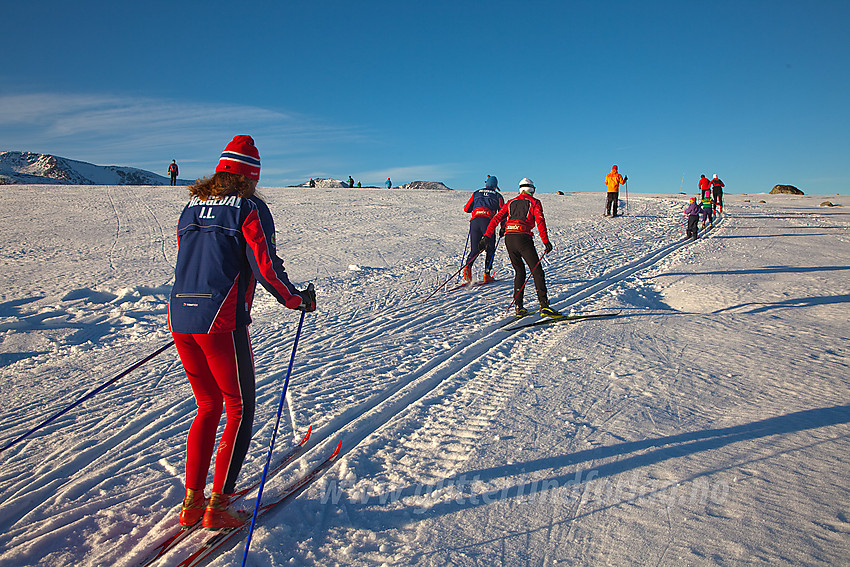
[0,93,364,183]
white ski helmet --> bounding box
[518,178,535,194]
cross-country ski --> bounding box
[503,311,621,331]
[134,426,312,567]
[174,441,342,567]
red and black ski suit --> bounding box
[710,177,724,211]
[168,192,305,495]
[484,193,552,309]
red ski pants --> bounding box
[173,327,256,495]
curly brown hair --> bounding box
[188,171,257,200]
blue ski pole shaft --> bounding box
[241,309,307,566]
[489,235,502,274]
[444,232,470,285]
[461,232,470,270]
[1,340,174,455]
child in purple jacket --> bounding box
[684,197,702,240]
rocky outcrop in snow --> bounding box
[770,184,804,195]
[299,178,452,190]
[398,180,452,191]
[299,178,351,188]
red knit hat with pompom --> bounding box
[216,135,260,181]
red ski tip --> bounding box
[300,425,312,445]
[329,440,343,459]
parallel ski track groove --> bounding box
[284,210,728,502]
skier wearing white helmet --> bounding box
[479,178,560,318]
[710,174,725,213]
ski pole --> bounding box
[457,231,470,284]
[0,340,175,455]
[242,307,308,566]
[623,180,629,215]
[488,234,502,275]
[507,249,550,312]
[421,248,483,304]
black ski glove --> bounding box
[544,242,553,254]
[623,175,628,182]
[478,236,490,251]
[499,227,506,237]
[298,283,316,312]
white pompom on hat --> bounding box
[518,178,535,194]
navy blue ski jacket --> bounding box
[168,193,303,334]
[464,188,505,220]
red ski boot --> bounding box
[462,266,472,283]
[202,492,250,530]
[178,488,206,527]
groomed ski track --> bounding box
[0,188,730,566]
[294,201,726,502]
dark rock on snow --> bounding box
[770,184,804,195]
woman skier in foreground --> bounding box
[479,178,560,318]
[167,135,316,530]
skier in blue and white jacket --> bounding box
[168,135,315,530]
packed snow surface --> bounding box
[0,186,848,566]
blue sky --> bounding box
[1,0,848,194]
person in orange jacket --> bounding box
[604,165,627,217]
[479,178,560,318]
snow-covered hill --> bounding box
[0,187,848,566]
[0,151,189,185]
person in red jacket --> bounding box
[710,174,725,213]
[698,174,711,195]
[168,160,179,186]
[169,135,316,530]
[480,178,560,318]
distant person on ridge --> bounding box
[348,176,355,188]
[604,165,627,217]
[168,160,179,186]
[480,178,559,318]
[684,197,702,240]
[710,174,725,213]
[168,135,316,530]
[462,175,505,283]
[385,177,392,189]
